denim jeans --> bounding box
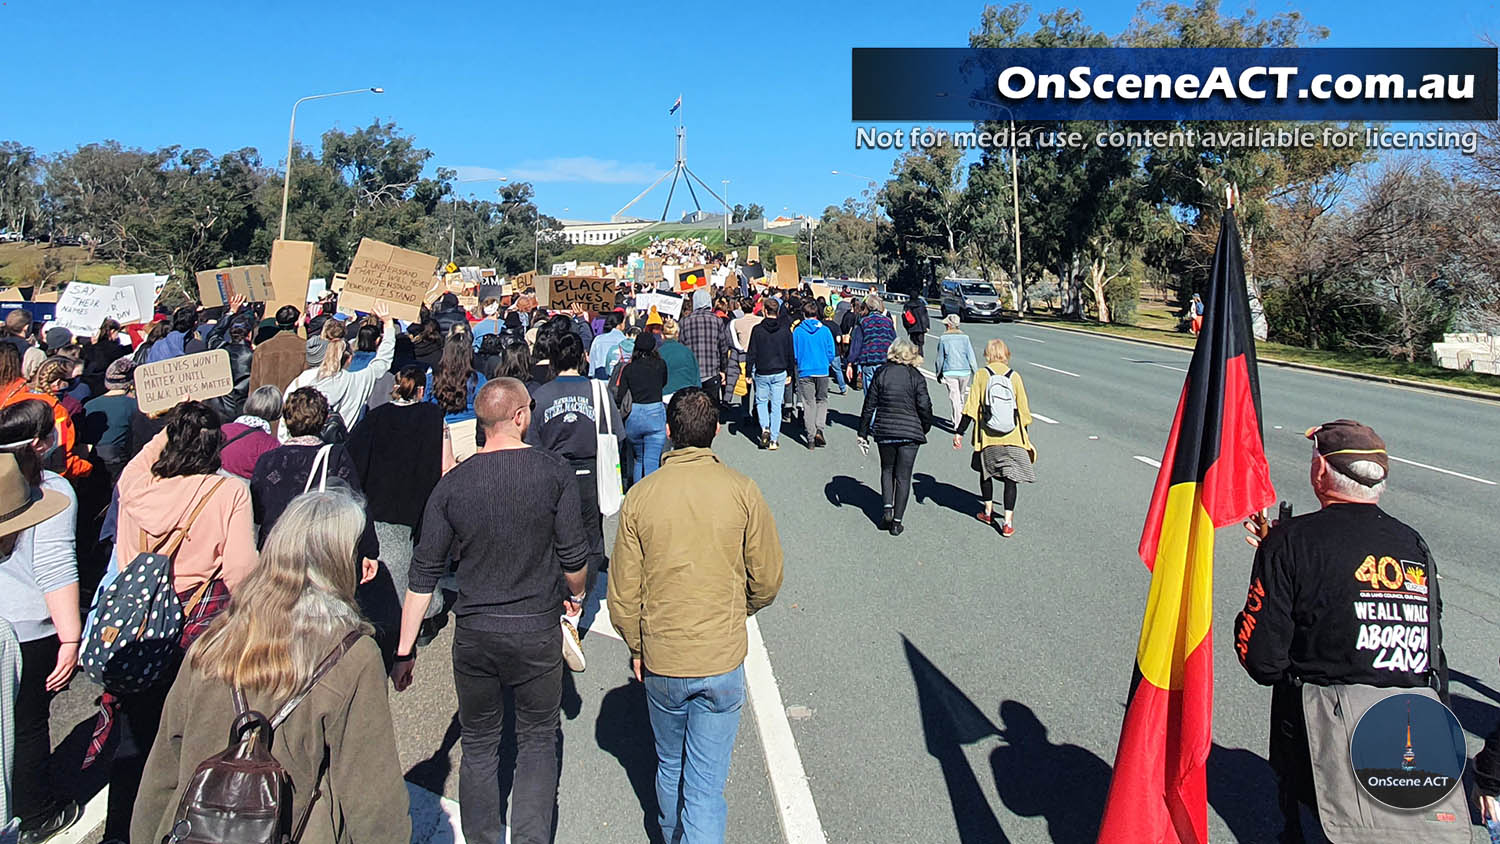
[859,364,881,390]
[453,625,562,844]
[753,372,787,443]
[625,401,667,482]
[831,355,847,390]
[644,665,747,844]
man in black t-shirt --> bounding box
[1233,419,1445,843]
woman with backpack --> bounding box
[105,399,258,840]
[932,315,978,430]
[131,488,410,844]
[857,340,933,536]
[952,339,1036,538]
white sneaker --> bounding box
[561,619,586,672]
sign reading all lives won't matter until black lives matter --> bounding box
[134,349,234,415]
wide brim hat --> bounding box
[0,454,68,536]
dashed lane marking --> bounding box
[1013,335,1046,343]
[917,368,1057,424]
[1026,362,1081,378]
[1122,357,1189,373]
[1133,455,1163,469]
[1387,456,1496,486]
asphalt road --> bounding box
[46,317,1500,844]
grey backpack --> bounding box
[982,367,1017,434]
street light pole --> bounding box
[939,93,1024,312]
[279,87,383,241]
[722,179,730,243]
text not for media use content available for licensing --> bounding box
[854,126,1480,154]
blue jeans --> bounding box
[753,372,787,443]
[859,364,881,390]
[644,665,746,844]
[831,355,847,390]
[625,401,666,482]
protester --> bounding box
[609,388,783,844]
[131,488,410,844]
[725,297,761,414]
[428,334,487,425]
[142,306,200,364]
[858,340,933,536]
[408,319,445,374]
[525,332,622,669]
[902,295,931,357]
[131,321,170,367]
[105,400,258,840]
[0,345,91,481]
[616,329,669,480]
[679,290,728,401]
[471,298,504,349]
[217,385,282,481]
[588,311,627,379]
[390,378,588,844]
[247,305,305,395]
[78,318,129,398]
[1233,420,1445,842]
[349,321,383,372]
[953,339,1035,537]
[530,323,558,387]
[792,299,836,450]
[848,295,895,390]
[747,298,795,451]
[1190,292,1205,334]
[0,404,80,844]
[496,339,538,390]
[432,292,469,336]
[473,332,506,380]
[80,358,139,483]
[0,311,32,361]
[347,366,446,644]
[283,301,395,439]
[658,318,700,402]
[933,315,978,429]
[205,318,255,421]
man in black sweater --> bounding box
[746,298,796,450]
[391,377,588,844]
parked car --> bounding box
[0,231,22,243]
[939,278,1007,322]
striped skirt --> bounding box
[974,444,1036,483]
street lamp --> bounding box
[937,93,1022,310]
[832,169,883,284]
[278,87,383,240]
[721,179,730,243]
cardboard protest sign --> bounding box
[809,282,832,301]
[480,268,497,280]
[513,270,537,292]
[636,292,683,320]
[458,295,479,311]
[195,265,273,306]
[54,283,141,335]
[305,278,329,302]
[676,266,708,293]
[549,276,613,312]
[342,238,441,322]
[109,273,168,321]
[743,263,766,281]
[134,349,234,415]
[775,255,800,289]
[532,276,554,307]
[643,258,664,287]
[330,273,347,293]
[747,245,760,263]
[550,263,570,276]
[269,240,317,315]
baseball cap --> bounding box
[1306,419,1388,485]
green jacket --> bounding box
[609,447,784,677]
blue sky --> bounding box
[3,0,1496,222]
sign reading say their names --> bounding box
[342,238,441,322]
[54,283,140,335]
[134,349,234,415]
[549,276,614,312]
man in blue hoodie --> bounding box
[792,299,836,449]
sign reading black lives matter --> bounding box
[1349,692,1466,811]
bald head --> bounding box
[476,377,531,432]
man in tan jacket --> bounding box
[608,387,783,844]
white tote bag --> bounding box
[593,379,624,516]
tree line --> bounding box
[807,1,1500,360]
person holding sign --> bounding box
[283,301,395,438]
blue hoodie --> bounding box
[793,318,836,378]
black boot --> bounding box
[889,519,904,537]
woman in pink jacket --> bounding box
[103,399,258,841]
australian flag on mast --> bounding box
[669,95,682,115]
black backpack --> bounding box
[165,631,362,844]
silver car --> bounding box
[940,279,1005,322]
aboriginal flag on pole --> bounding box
[1096,209,1276,844]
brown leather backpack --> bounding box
[164,631,362,844]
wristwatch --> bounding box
[566,592,586,604]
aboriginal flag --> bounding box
[1096,210,1275,844]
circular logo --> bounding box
[1349,692,1466,810]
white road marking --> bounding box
[1013,335,1046,343]
[918,368,937,379]
[1031,412,1059,424]
[1122,357,1189,373]
[1027,362,1080,378]
[56,786,109,844]
[1388,456,1497,486]
[408,781,477,844]
[1133,455,1163,468]
[916,367,1058,424]
[746,616,828,843]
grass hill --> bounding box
[0,242,131,288]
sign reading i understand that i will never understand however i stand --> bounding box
[340,238,441,322]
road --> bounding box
[47,317,1500,844]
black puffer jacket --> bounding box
[858,362,933,444]
[206,340,254,421]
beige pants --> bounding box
[942,373,971,424]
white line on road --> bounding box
[1388,456,1497,486]
[1122,357,1189,373]
[56,786,108,844]
[1133,455,1163,468]
[1027,362,1081,378]
[1013,335,1046,343]
[918,368,937,379]
[746,616,828,844]
[1031,412,1059,424]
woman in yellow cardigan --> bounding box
[951,338,1036,537]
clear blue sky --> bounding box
[3,0,1496,222]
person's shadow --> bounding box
[825,475,885,527]
[989,700,1111,843]
[912,472,980,518]
[1205,743,1282,843]
[596,681,666,844]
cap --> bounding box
[43,326,72,351]
[105,357,136,390]
[305,335,329,367]
[1306,419,1388,485]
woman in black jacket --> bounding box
[857,339,933,536]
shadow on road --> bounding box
[1205,743,1282,843]
[988,700,1110,843]
[912,472,980,519]
[824,475,885,527]
[596,681,666,844]
[405,713,463,796]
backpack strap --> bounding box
[269,630,364,729]
[151,478,228,560]
[303,444,333,494]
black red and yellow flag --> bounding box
[1097,210,1276,844]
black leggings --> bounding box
[878,443,920,522]
[980,476,1019,511]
